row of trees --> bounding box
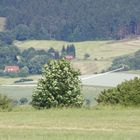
[109,49,140,71]
[0,42,76,76]
[61,44,76,58]
[0,0,140,41]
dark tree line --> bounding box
[61,44,76,58]
[109,49,140,71]
[0,0,140,41]
[0,43,56,76]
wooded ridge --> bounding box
[0,0,140,41]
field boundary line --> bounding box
[0,125,115,132]
[81,67,124,80]
[0,125,139,132]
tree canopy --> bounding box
[32,59,83,109]
[0,42,76,76]
[0,0,140,41]
[109,49,140,71]
[96,77,140,106]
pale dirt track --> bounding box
[0,125,114,132]
[0,125,139,132]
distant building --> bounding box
[65,55,74,61]
[4,66,20,73]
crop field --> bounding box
[82,72,140,87]
[0,72,140,101]
[14,39,140,74]
[0,107,140,140]
[72,59,112,74]
[0,85,106,106]
[0,86,34,100]
[0,17,6,31]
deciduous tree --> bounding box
[32,59,83,109]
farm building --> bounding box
[65,55,74,60]
[4,66,20,73]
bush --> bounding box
[19,98,28,105]
[0,70,5,76]
[32,59,83,109]
[5,72,18,78]
[18,66,29,77]
[14,78,33,83]
[12,99,19,106]
[0,94,12,111]
[96,77,140,106]
[84,53,90,60]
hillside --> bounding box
[0,0,140,41]
[15,39,140,74]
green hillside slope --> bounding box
[1,0,140,41]
[15,39,140,74]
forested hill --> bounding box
[0,0,140,41]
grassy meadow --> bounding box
[14,39,140,60]
[0,85,106,106]
[0,39,140,139]
[0,82,140,140]
[14,39,140,74]
[0,107,140,140]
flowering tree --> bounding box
[32,59,83,109]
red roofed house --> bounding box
[4,66,20,73]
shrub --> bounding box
[7,72,18,78]
[12,99,19,106]
[85,99,91,107]
[0,70,5,76]
[18,66,29,77]
[96,77,140,106]
[101,70,106,73]
[14,78,33,83]
[19,98,28,105]
[0,94,12,111]
[84,53,90,60]
[32,59,84,109]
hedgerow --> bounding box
[96,77,140,106]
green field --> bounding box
[0,85,106,106]
[14,39,140,74]
[14,39,140,60]
[0,39,140,139]
[0,107,140,140]
[0,75,41,85]
[0,17,6,31]
[125,70,140,74]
